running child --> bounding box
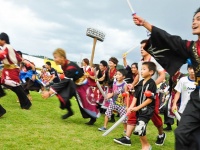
[98,69,128,132]
[126,62,157,150]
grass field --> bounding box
[0,90,175,150]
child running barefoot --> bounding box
[127,62,157,150]
[98,69,128,132]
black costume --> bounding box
[134,78,157,136]
[144,26,200,150]
[50,60,99,124]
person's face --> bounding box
[45,64,50,69]
[131,64,138,74]
[53,54,65,65]
[91,66,95,72]
[140,43,149,57]
[108,61,116,69]
[99,63,106,71]
[0,40,5,46]
[188,67,195,78]
[141,64,152,78]
[82,60,87,66]
[42,68,46,73]
[192,12,200,35]
[116,71,124,81]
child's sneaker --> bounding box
[98,126,107,131]
[113,136,131,146]
[155,132,166,146]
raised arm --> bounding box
[123,54,128,67]
[133,14,190,76]
[133,14,153,32]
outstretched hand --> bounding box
[133,14,145,26]
[122,53,127,59]
[132,14,153,32]
[41,91,50,99]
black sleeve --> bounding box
[64,69,76,79]
[51,79,76,98]
[144,26,190,76]
[50,68,56,75]
[51,79,71,92]
[146,81,157,100]
[64,63,83,81]
[126,65,131,73]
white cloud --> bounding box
[0,0,64,57]
[0,1,63,34]
[0,0,198,74]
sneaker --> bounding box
[155,133,166,146]
[113,136,131,146]
[85,118,96,125]
[22,102,32,110]
[98,126,107,131]
[62,111,74,119]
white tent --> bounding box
[23,54,63,73]
[23,55,45,70]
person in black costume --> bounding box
[132,7,200,150]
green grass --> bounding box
[0,90,175,150]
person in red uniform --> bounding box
[0,32,31,109]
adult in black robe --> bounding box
[132,8,200,150]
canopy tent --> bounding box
[23,55,63,73]
[44,58,63,73]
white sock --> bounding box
[158,134,164,138]
[125,136,130,140]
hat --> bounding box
[0,32,10,44]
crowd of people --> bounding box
[0,7,200,150]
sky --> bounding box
[0,0,200,73]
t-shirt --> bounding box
[112,81,126,106]
[49,68,60,83]
[138,57,164,81]
[174,76,196,113]
[134,78,157,116]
